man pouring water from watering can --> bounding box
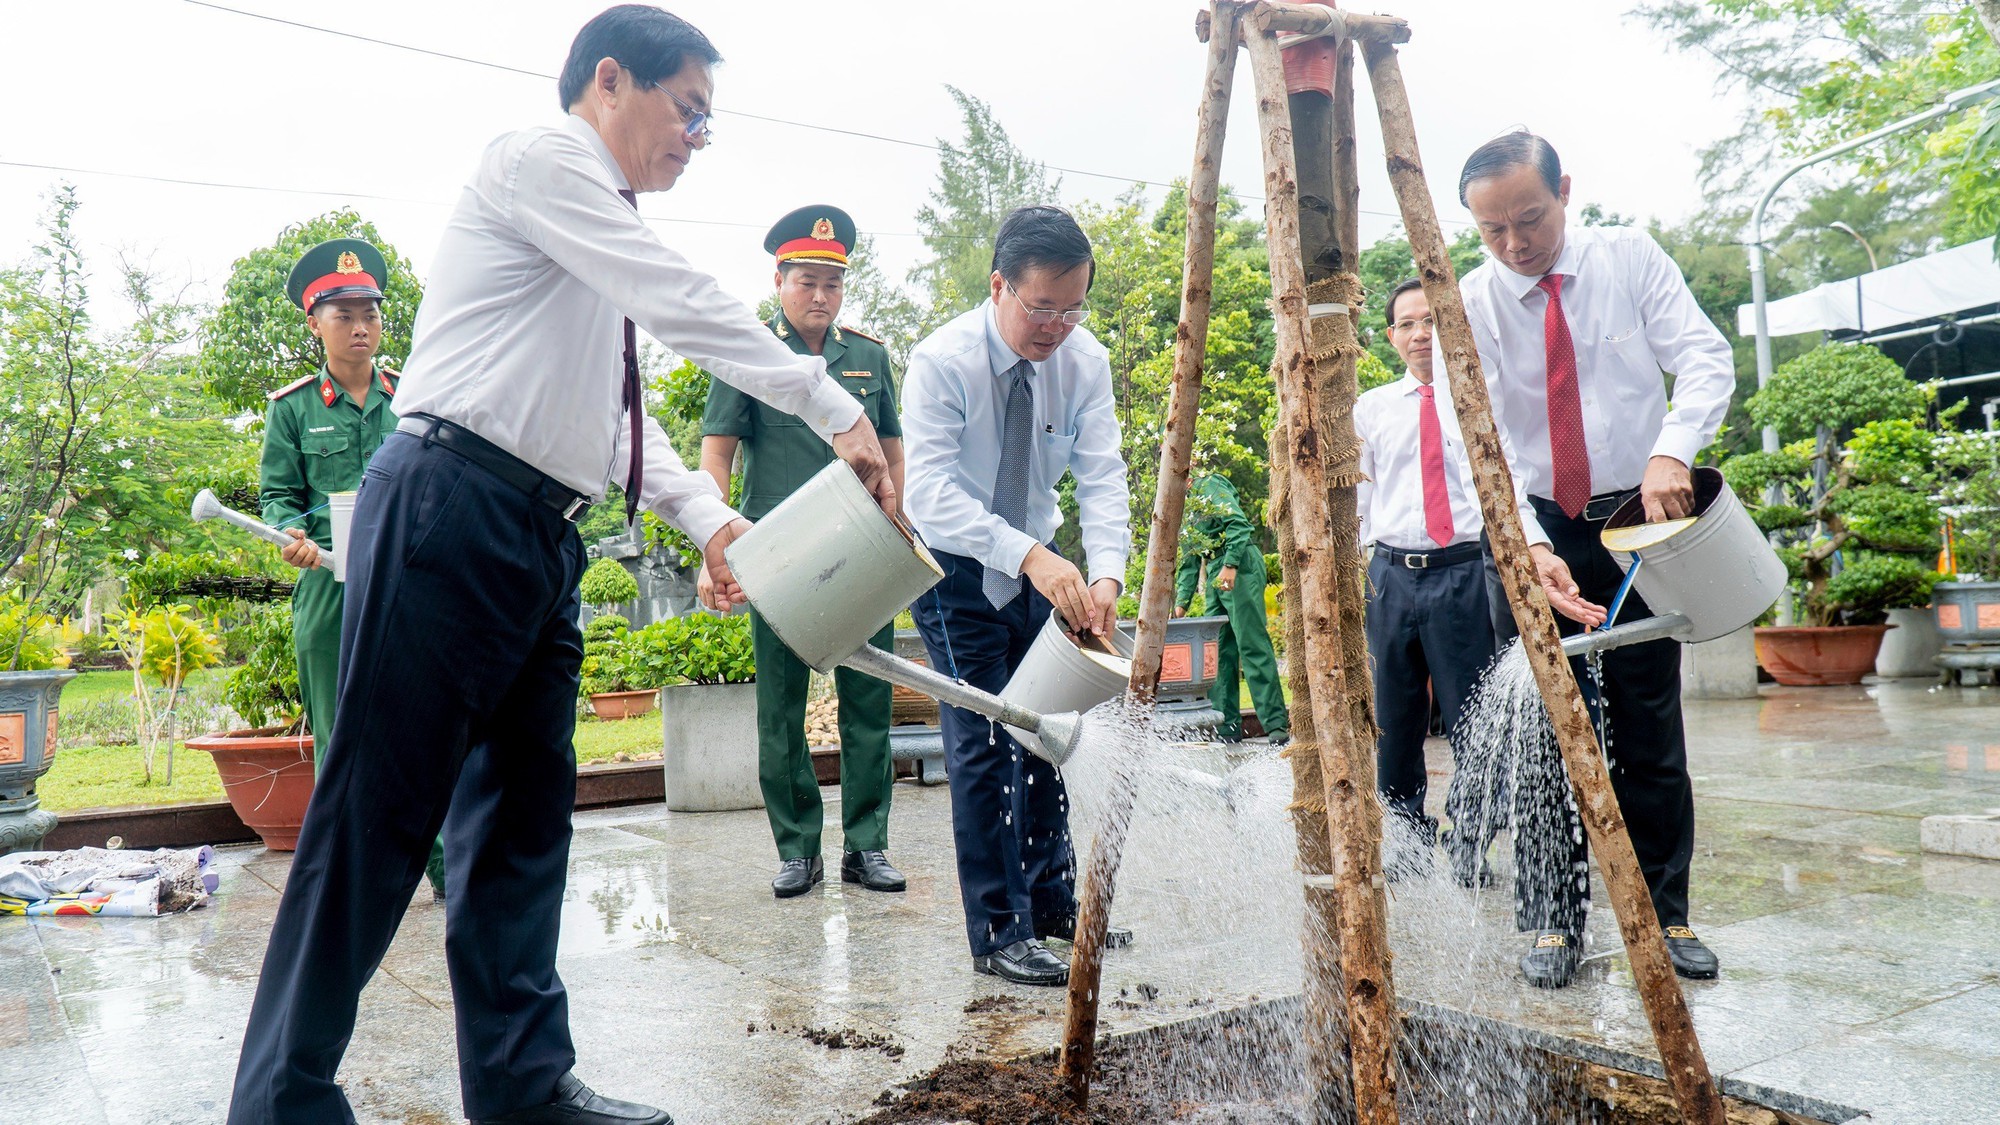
[903,205,1131,987]
[227,8,894,1125]
[1455,131,1732,990]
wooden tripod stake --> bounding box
[1358,32,1728,1125]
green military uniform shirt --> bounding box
[1175,473,1261,610]
[701,315,901,517]
[258,365,401,548]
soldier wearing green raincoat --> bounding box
[259,237,445,898]
[1173,471,1289,744]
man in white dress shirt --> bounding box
[1355,279,1495,881]
[903,205,1131,987]
[227,10,892,1125]
[1457,131,1730,990]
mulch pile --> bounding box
[853,1058,1145,1125]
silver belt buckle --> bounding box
[1402,551,1429,569]
[561,497,590,523]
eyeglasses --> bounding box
[647,80,714,144]
[1006,284,1090,326]
[1389,315,1435,334]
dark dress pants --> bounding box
[1483,495,1694,935]
[1366,549,1495,833]
[228,432,587,1124]
[911,549,1076,957]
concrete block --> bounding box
[1877,606,1944,678]
[1682,624,1760,700]
[661,681,764,812]
[1920,812,2000,861]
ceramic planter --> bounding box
[1876,607,1944,678]
[184,728,315,850]
[588,689,658,721]
[0,668,77,854]
[1754,624,1893,687]
[1934,581,2000,644]
[660,681,762,812]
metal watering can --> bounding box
[1559,467,1786,659]
[724,461,1093,765]
[190,488,343,576]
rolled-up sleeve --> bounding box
[1631,234,1733,468]
[903,352,1038,576]
[1068,369,1131,587]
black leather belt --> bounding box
[1532,489,1640,525]
[396,413,594,523]
[1379,541,1482,569]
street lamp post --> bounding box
[1825,220,1879,335]
[1747,77,2000,454]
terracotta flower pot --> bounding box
[184,727,315,850]
[589,689,658,721]
[1753,624,1894,687]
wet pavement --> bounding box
[6,678,2000,1123]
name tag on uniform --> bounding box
[308,425,336,433]
[841,370,873,377]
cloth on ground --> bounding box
[0,846,218,916]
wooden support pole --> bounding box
[1246,15,1401,1125]
[1254,2,1411,44]
[1056,2,1242,1108]
[1358,38,1728,1125]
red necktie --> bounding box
[619,189,644,524]
[1416,383,1454,548]
[1538,273,1591,518]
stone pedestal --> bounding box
[0,669,76,855]
[1680,625,1759,700]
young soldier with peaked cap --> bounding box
[1353,279,1494,881]
[1172,467,1288,747]
[227,9,893,1125]
[903,204,1131,988]
[260,237,447,899]
[698,205,907,899]
[1456,131,1731,990]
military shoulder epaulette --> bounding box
[267,372,321,402]
[378,365,400,380]
[840,325,884,345]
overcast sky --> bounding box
[1,0,1743,328]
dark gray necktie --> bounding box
[983,360,1034,608]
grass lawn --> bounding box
[61,666,228,705]
[573,712,663,765]
[39,741,225,813]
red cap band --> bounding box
[301,271,382,311]
[775,238,848,266]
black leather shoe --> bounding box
[1664,925,1719,979]
[973,939,1069,986]
[1266,731,1291,747]
[1519,930,1581,989]
[473,1073,673,1124]
[771,856,823,899]
[841,850,906,892]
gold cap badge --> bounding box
[811,217,835,241]
[335,251,363,274]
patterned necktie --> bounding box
[619,189,644,524]
[983,360,1035,608]
[1538,273,1591,518]
[1416,383,1455,548]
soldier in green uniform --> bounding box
[698,206,908,899]
[1173,469,1289,745]
[259,238,445,899]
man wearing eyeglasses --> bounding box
[1355,279,1494,884]
[903,204,1131,987]
[226,8,893,1125]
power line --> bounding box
[178,0,1467,227]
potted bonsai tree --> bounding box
[626,611,760,812]
[579,612,656,720]
[186,602,316,849]
[1933,428,2000,660]
[1725,344,1942,685]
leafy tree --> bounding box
[1355,227,1484,375]
[197,209,424,414]
[909,87,1061,321]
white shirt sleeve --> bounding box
[504,133,864,441]
[607,413,738,551]
[1354,397,1377,548]
[1630,234,1734,468]
[902,352,1040,576]
[1067,368,1131,588]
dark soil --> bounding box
[743,1021,906,1059]
[855,1058,1143,1125]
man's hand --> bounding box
[280,528,321,571]
[1216,565,1237,594]
[1641,455,1695,523]
[831,415,896,516]
[1530,544,1606,627]
[1022,545,1091,635]
[700,518,755,608]
[1084,578,1120,638]
[1173,605,1188,619]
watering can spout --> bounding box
[1560,612,1693,659]
[836,644,1085,767]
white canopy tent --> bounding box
[1738,236,2000,338]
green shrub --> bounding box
[0,594,69,671]
[1822,554,1940,626]
[624,612,755,687]
[583,613,631,644]
[579,558,640,608]
[222,605,303,731]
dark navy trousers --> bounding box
[1482,494,1694,934]
[1365,547,1495,830]
[912,549,1076,957]
[228,432,586,1124]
